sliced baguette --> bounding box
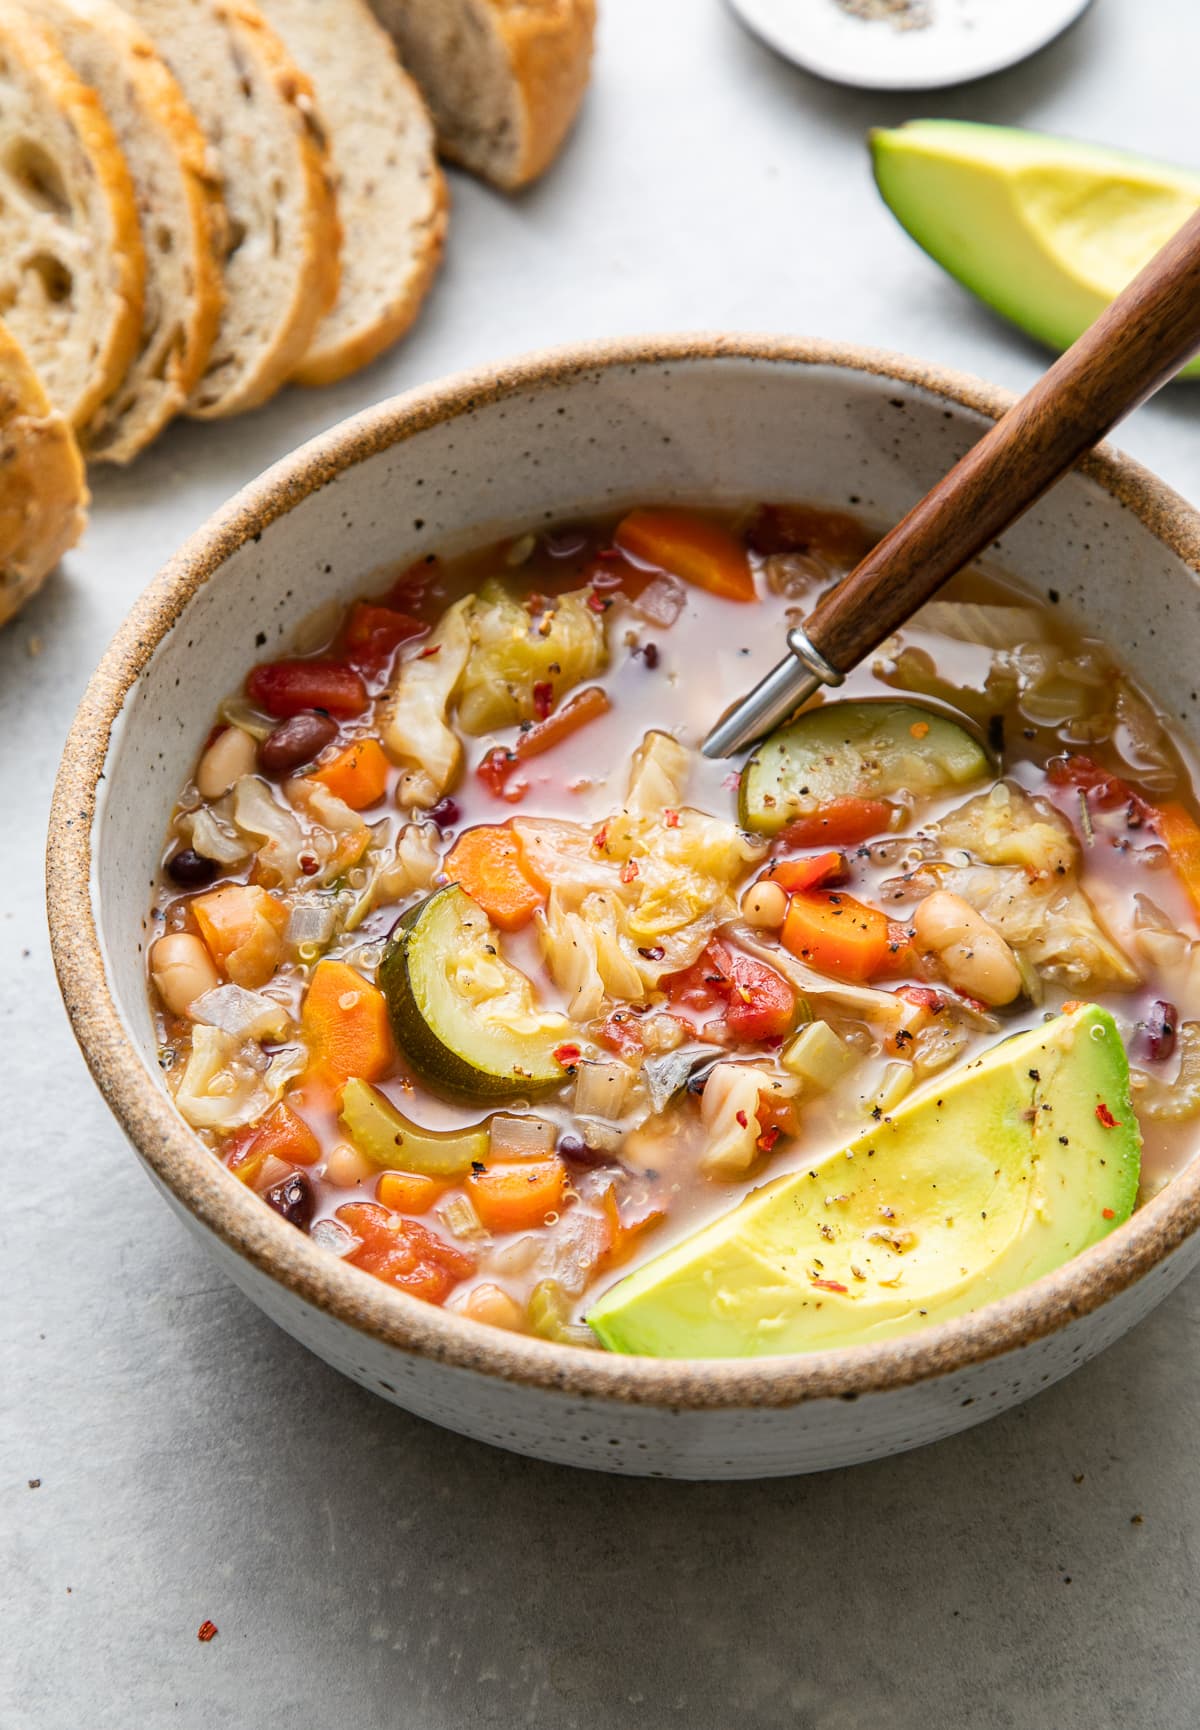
[368,0,595,191]
[119,0,341,418]
[0,317,87,627]
[0,13,144,429]
[255,0,446,386]
[19,0,225,462]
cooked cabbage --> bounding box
[700,1063,795,1178]
[930,782,1138,990]
[456,581,607,734]
[625,730,691,814]
[383,595,474,806]
[171,1026,305,1133]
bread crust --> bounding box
[479,0,596,189]
[0,318,87,628]
[0,13,145,430]
[20,0,227,461]
[181,1,339,417]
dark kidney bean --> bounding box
[167,848,217,886]
[260,710,338,775]
[427,796,460,829]
[264,1170,316,1231]
[1137,1000,1178,1064]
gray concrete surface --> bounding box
[5,0,1200,1723]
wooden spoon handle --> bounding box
[805,204,1200,672]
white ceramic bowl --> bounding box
[48,336,1200,1479]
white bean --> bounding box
[740,878,788,929]
[151,933,219,1017]
[913,891,1023,1007]
[196,725,258,800]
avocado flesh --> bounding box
[871,120,1200,379]
[587,1006,1140,1358]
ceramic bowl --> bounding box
[48,336,1200,1479]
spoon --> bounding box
[703,204,1200,759]
[726,0,1095,93]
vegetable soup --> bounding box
[146,504,1200,1356]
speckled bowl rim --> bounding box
[46,333,1200,1412]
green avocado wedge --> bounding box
[587,1005,1140,1358]
[871,120,1200,380]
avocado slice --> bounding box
[871,120,1200,379]
[739,699,988,836]
[588,1005,1140,1357]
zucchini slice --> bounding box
[739,700,989,836]
[378,885,573,1099]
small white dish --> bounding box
[727,0,1094,91]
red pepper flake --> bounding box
[811,1278,849,1294]
[197,1621,218,1643]
[663,808,680,829]
[1096,1102,1120,1128]
[721,772,742,792]
[417,643,441,660]
[619,860,639,884]
[532,680,554,721]
[757,1125,781,1154]
[553,1043,582,1068]
[592,824,609,852]
[735,1109,749,1129]
[586,591,610,613]
[1102,1207,1117,1220]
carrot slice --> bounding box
[781,888,892,982]
[766,851,846,893]
[309,737,390,809]
[777,797,895,850]
[192,884,288,988]
[1155,801,1200,917]
[301,959,392,1091]
[227,1102,321,1185]
[375,1170,445,1215]
[444,824,547,931]
[467,1156,567,1233]
[476,686,611,797]
[614,508,756,602]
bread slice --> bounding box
[0,13,144,430]
[19,0,225,463]
[119,0,341,418]
[255,0,446,386]
[368,0,595,190]
[0,317,87,627]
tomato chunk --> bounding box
[663,939,796,1041]
[227,1102,321,1185]
[766,851,846,893]
[343,602,426,674]
[338,1201,474,1303]
[247,659,368,719]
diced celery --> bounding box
[781,1021,858,1091]
[339,1077,489,1176]
[528,1279,596,1347]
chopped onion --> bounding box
[217,694,275,742]
[631,574,686,627]
[489,1114,557,1159]
[537,1207,609,1295]
[311,1218,360,1258]
[438,1194,490,1242]
[573,1059,634,1122]
[254,1154,294,1193]
[289,598,343,656]
[285,900,338,952]
[190,984,291,1041]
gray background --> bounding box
[6,0,1200,1724]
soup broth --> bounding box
[146,504,1200,1352]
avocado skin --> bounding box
[588,1005,1141,1358]
[871,120,1200,380]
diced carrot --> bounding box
[777,797,895,850]
[375,1170,445,1215]
[781,888,892,982]
[309,737,390,810]
[614,508,756,602]
[192,883,288,988]
[1154,801,1200,918]
[227,1102,321,1185]
[476,685,612,798]
[766,851,846,893]
[301,959,392,1092]
[599,1184,667,1270]
[467,1156,567,1233]
[444,824,547,931]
